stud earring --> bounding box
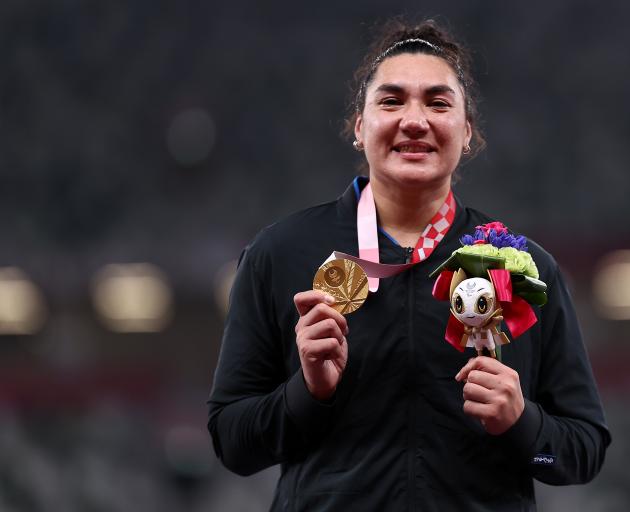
[353,140,364,151]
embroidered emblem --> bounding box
[532,454,556,465]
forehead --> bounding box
[456,277,492,294]
[368,53,462,94]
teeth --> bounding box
[397,145,429,153]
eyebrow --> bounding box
[374,83,405,95]
[426,84,456,95]
[374,83,456,96]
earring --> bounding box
[353,140,364,151]
[463,144,471,155]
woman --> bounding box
[208,19,610,511]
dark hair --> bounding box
[344,18,486,160]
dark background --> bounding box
[1,1,629,510]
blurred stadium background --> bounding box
[1,0,629,510]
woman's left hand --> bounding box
[455,356,525,435]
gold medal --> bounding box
[313,258,368,314]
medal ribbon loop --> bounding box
[350,181,456,292]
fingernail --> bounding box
[324,294,335,304]
[455,372,461,381]
[344,326,349,335]
[341,336,347,345]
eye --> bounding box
[429,99,450,110]
[379,97,403,107]
[453,294,464,314]
[475,295,490,314]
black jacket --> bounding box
[208,178,610,511]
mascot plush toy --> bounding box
[431,222,547,360]
[448,269,509,358]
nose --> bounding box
[400,106,429,136]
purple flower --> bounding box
[460,234,475,245]
[514,235,528,251]
[493,232,514,248]
[459,222,530,252]
[474,229,486,241]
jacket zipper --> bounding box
[404,246,414,264]
[405,245,416,510]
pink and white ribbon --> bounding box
[324,181,456,293]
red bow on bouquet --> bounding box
[429,222,547,355]
[432,268,538,352]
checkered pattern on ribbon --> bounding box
[412,190,456,263]
[355,182,457,292]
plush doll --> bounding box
[449,269,510,358]
[431,222,547,360]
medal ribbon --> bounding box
[330,181,456,292]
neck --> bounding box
[369,177,451,248]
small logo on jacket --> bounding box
[532,454,556,465]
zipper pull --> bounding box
[405,247,414,264]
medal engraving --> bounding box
[313,258,368,314]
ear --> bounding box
[354,113,363,144]
[464,120,472,148]
[449,268,468,299]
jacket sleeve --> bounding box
[207,245,336,476]
[502,264,611,484]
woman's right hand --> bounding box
[293,291,349,401]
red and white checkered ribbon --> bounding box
[352,181,456,292]
[412,190,456,263]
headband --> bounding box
[373,38,443,67]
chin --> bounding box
[381,165,453,188]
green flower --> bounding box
[454,245,540,279]
[498,247,539,278]
[457,244,500,258]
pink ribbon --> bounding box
[353,181,456,292]
[357,181,381,292]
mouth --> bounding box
[392,141,435,154]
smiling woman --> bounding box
[357,54,471,183]
[208,17,610,511]
[355,52,472,247]
[346,20,485,160]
